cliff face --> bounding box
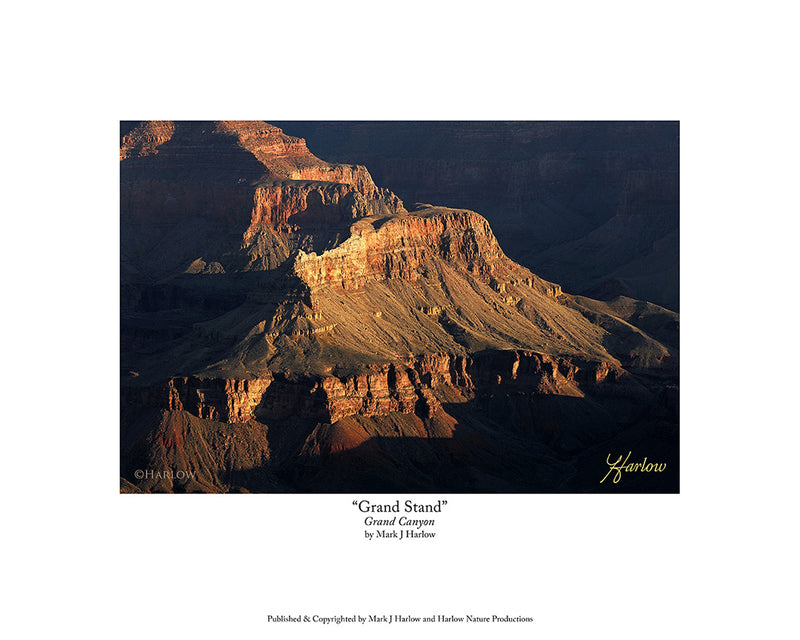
[124,351,624,427]
[248,180,403,228]
[215,120,380,195]
[120,120,176,160]
[292,208,506,290]
[125,377,275,422]
[120,121,679,493]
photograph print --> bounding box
[120,120,679,493]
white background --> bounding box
[4,2,798,638]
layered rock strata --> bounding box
[123,351,623,426]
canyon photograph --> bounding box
[120,120,679,493]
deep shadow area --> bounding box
[121,375,678,493]
[121,268,302,384]
[279,395,678,493]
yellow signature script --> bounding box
[600,451,667,484]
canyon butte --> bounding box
[120,121,679,493]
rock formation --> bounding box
[120,121,679,493]
[271,121,680,310]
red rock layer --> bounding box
[120,121,176,160]
[126,377,273,422]
[292,207,560,295]
[121,120,377,193]
[247,181,404,229]
[123,351,621,426]
[215,120,381,195]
